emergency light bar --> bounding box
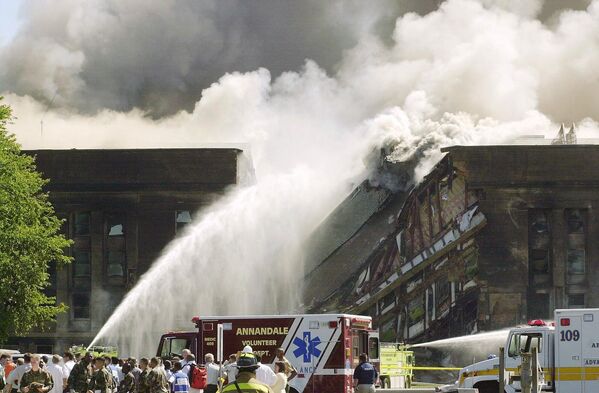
[527,319,546,326]
[351,317,371,328]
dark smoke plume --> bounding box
[0,0,420,116]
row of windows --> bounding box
[528,209,588,319]
[69,210,192,320]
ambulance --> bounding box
[157,314,380,393]
[458,308,599,393]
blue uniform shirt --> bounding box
[353,362,378,385]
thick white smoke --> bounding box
[3,0,599,355]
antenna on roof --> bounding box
[551,124,565,145]
[566,124,577,145]
[551,123,577,145]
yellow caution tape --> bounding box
[395,366,463,371]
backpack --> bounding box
[188,364,207,389]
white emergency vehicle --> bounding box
[458,308,599,393]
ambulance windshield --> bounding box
[508,332,543,357]
[160,337,192,358]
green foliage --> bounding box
[0,97,72,342]
[70,345,118,358]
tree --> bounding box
[0,97,71,343]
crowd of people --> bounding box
[0,347,378,393]
[0,346,298,393]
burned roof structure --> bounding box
[305,144,599,344]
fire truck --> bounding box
[157,314,380,393]
[458,308,599,393]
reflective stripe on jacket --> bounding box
[221,381,270,393]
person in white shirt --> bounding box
[180,350,191,368]
[13,354,32,393]
[269,362,288,393]
[203,354,220,393]
[108,357,122,384]
[47,355,65,393]
[61,353,75,381]
[254,354,276,386]
[222,354,237,384]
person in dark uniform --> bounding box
[353,354,378,393]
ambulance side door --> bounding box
[555,314,582,392]
[582,312,599,393]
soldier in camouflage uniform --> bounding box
[68,353,92,393]
[118,363,135,393]
[20,355,53,393]
[146,359,168,393]
[87,358,114,393]
[136,360,150,393]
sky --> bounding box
[0,0,21,45]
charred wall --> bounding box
[307,144,599,347]
[8,148,243,354]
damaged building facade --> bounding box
[8,148,245,353]
[305,145,599,343]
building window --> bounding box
[74,212,90,236]
[379,292,396,314]
[528,209,552,319]
[530,249,549,274]
[72,293,90,319]
[427,288,435,323]
[105,213,126,281]
[566,209,586,276]
[436,279,450,305]
[73,251,91,278]
[176,210,192,232]
[71,212,91,316]
[407,297,424,326]
[568,293,585,308]
[567,209,584,233]
[567,250,585,274]
[107,251,126,277]
[36,345,53,354]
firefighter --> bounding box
[221,354,272,393]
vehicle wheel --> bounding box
[474,381,500,393]
[378,376,388,388]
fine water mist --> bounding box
[411,329,511,349]
[88,168,359,355]
[4,0,599,357]
[411,329,512,371]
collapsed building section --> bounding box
[305,145,599,343]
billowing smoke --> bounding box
[2,0,599,356]
[1,0,413,116]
